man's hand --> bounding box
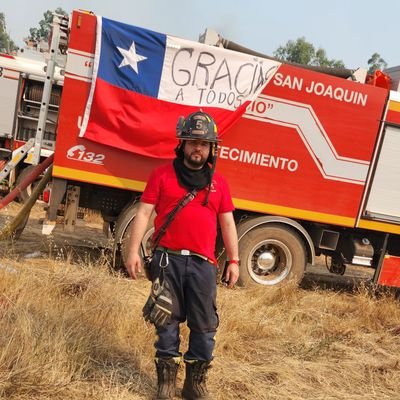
[125,201,155,280]
[218,212,239,288]
[224,262,240,288]
[125,252,142,279]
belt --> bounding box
[156,246,212,263]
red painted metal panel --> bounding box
[386,109,400,125]
[54,10,389,226]
[377,256,400,288]
[219,64,388,220]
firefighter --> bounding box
[126,111,239,399]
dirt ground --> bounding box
[0,202,110,263]
[0,201,375,291]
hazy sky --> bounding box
[2,0,399,69]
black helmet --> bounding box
[176,111,219,142]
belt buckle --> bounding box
[181,249,190,256]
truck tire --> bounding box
[16,165,41,202]
[238,224,306,287]
[113,201,154,272]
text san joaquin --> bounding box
[273,72,368,106]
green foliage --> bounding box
[28,7,68,44]
[0,12,17,53]
[274,37,345,68]
[367,53,387,74]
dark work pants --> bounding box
[150,250,219,362]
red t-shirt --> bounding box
[141,163,234,262]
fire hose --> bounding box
[0,155,54,240]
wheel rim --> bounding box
[121,222,154,263]
[141,227,154,257]
[247,239,292,285]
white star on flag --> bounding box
[117,41,147,73]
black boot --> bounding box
[181,360,211,399]
[154,357,180,400]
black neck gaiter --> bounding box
[173,157,211,191]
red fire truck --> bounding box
[0,25,65,200]
[2,9,400,289]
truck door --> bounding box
[364,124,400,223]
[0,61,19,142]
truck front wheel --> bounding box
[113,201,154,273]
[238,224,306,287]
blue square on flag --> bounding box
[97,17,166,98]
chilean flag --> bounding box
[79,16,281,158]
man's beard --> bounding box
[184,152,207,169]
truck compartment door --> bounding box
[0,69,19,138]
[364,125,400,223]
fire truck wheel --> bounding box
[16,165,41,202]
[238,224,306,287]
[113,201,154,273]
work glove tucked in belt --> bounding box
[142,277,172,328]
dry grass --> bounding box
[0,258,152,400]
[0,256,400,400]
[82,209,103,224]
[1,203,400,399]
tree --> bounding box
[27,7,68,45]
[273,37,345,68]
[367,53,387,74]
[0,12,17,53]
